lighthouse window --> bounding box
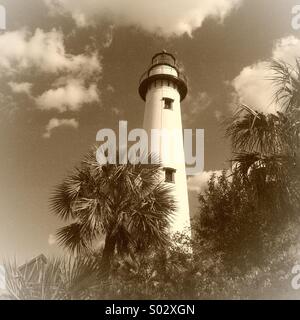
[163,98,174,110]
[164,168,176,183]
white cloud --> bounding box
[45,0,242,37]
[48,234,57,245]
[232,36,300,114]
[0,28,101,77]
[43,118,79,138]
[8,82,32,95]
[232,62,276,113]
[272,36,300,63]
[0,29,102,114]
[188,170,223,193]
[36,79,100,112]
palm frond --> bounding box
[3,256,104,300]
[270,59,300,113]
[56,223,91,254]
[3,258,64,300]
[51,147,176,258]
[226,106,299,155]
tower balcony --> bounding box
[139,51,188,102]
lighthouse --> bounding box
[139,51,190,234]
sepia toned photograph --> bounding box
[0,0,300,305]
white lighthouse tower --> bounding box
[139,51,190,234]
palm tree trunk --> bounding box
[100,233,117,277]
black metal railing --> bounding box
[139,68,187,85]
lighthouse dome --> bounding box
[139,50,188,102]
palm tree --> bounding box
[50,148,176,276]
[270,59,300,115]
[225,59,300,214]
[226,105,298,155]
[227,59,300,154]
[192,60,300,275]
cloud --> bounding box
[48,234,57,245]
[183,91,212,123]
[272,36,300,63]
[106,84,115,93]
[232,62,276,113]
[111,107,121,116]
[45,0,242,37]
[103,25,115,48]
[232,36,300,114]
[36,79,100,112]
[43,118,79,138]
[188,170,223,193]
[190,92,212,114]
[0,92,18,120]
[214,110,223,121]
[8,82,32,95]
[0,28,101,77]
[0,29,102,113]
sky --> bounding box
[0,0,299,261]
